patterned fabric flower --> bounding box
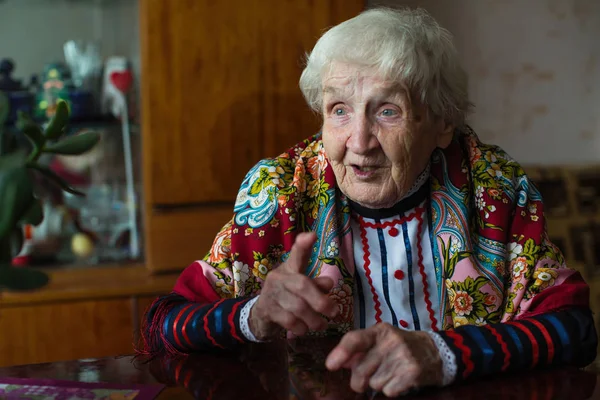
[453,290,474,316]
[533,268,558,289]
[233,261,249,283]
[277,195,287,207]
[307,180,320,199]
[484,204,496,219]
[487,188,501,199]
[329,281,353,324]
[268,244,285,262]
[508,242,523,260]
[511,256,528,281]
[327,241,339,257]
[302,140,321,156]
[208,227,231,263]
[446,213,460,228]
[450,238,461,255]
[307,156,322,180]
[475,186,486,210]
[487,163,503,178]
[484,151,497,164]
[454,316,469,327]
[484,293,497,306]
[292,158,308,193]
[215,281,234,297]
[268,166,285,187]
[253,258,271,280]
[468,138,482,163]
[495,260,506,276]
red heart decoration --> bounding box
[110,70,133,93]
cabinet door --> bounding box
[140,0,365,271]
[0,299,134,367]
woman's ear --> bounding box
[435,121,455,149]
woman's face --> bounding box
[321,63,454,209]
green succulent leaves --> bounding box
[45,100,69,140]
[44,131,100,155]
[0,99,99,291]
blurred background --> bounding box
[0,0,598,369]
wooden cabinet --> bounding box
[139,0,365,272]
[0,298,134,367]
[0,266,176,367]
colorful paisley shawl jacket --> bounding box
[179,126,589,333]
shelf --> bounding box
[0,263,179,307]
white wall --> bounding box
[370,0,600,165]
[0,0,139,82]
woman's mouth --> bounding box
[351,165,379,178]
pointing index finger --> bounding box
[285,232,317,274]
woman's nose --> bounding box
[346,116,379,155]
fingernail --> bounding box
[325,355,337,370]
[326,352,343,370]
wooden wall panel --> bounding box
[140,0,264,206]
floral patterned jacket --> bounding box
[141,126,595,382]
[186,126,588,329]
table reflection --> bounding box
[143,338,599,400]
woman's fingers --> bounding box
[313,276,335,293]
[285,275,338,318]
[326,325,442,395]
[285,232,317,274]
[349,348,383,393]
[326,328,377,370]
[277,293,328,331]
[251,232,341,339]
[269,306,310,336]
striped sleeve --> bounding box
[437,307,597,383]
[139,293,256,357]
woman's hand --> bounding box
[249,232,339,340]
[325,323,443,397]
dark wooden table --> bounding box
[0,338,598,399]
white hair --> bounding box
[299,7,472,125]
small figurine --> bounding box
[35,62,73,120]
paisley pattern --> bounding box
[196,127,586,333]
[234,161,280,229]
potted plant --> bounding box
[0,95,99,290]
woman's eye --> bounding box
[380,108,397,117]
[334,108,347,116]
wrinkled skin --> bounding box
[325,323,444,396]
[249,232,338,340]
[321,62,454,209]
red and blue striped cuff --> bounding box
[161,296,256,352]
[437,308,597,382]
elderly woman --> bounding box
[140,7,597,397]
